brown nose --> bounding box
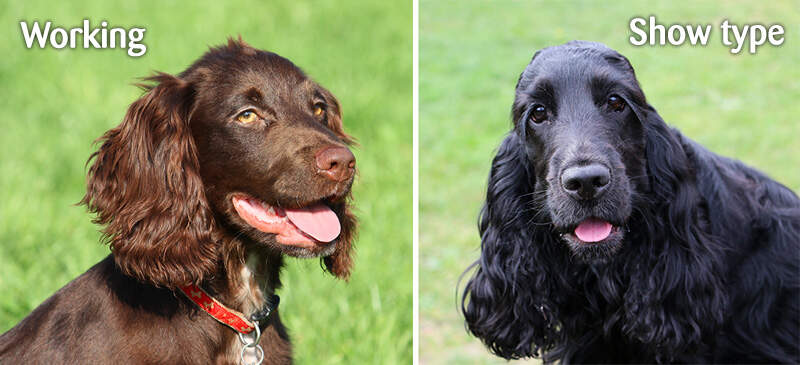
[315,146,355,182]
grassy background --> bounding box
[420,1,800,363]
[0,1,411,364]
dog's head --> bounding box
[82,39,356,288]
[511,40,656,261]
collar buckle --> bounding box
[249,294,280,325]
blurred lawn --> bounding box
[420,1,799,363]
[0,1,411,364]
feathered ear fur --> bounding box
[323,207,356,280]
[318,87,357,280]
[621,99,729,359]
[462,133,564,359]
[82,73,218,289]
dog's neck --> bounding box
[196,239,286,364]
[237,251,280,315]
[209,237,284,318]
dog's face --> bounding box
[185,45,356,259]
[512,41,649,261]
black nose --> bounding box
[315,146,355,182]
[560,163,611,200]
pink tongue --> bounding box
[574,218,613,242]
[284,204,341,242]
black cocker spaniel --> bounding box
[462,41,799,363]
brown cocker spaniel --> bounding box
[0,39,357,364]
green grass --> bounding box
[420,1,800,363]
[0,1,411,364]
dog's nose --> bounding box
[560,163,610,200]
[315,146,355,182]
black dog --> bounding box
[462,41,799,363]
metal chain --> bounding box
[238,322,264,365]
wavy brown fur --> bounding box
[1,38,357,364]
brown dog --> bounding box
[0,38,357,364]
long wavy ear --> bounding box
[323,208,356,280]
[625,100,690,202]
[606,50,687,203]
[622,98,728,359]
[82,73,218,289]
[462,133,561,359]
[318,86,356,279]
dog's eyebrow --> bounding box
[589,75,648,107]
[590,75,614,92]
[590,74,631,95]
[528,80,555,101]
[244,87,263,102]
[312,90,327,103]
[235,88,276,118]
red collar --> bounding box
[180,284,278,334]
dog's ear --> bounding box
[605,50,689,200]
[82,73,218,289]
[322,204,356,280]
[623,97,728,359]
[462,133,559,359]
[624,98,691,201]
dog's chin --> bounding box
[268,237,338,258]
[560,227,625,262]
[547,190,632,262]
[550,208,628,262]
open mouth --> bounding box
[231,195,341,248]
[565,218,621,244]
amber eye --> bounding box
[313,103,325,117]
[236,110,258,124]
[529,104,547,123]
[608,94,625,111]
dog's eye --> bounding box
[313,103,326,117]
[608,95,625,111]
[236,110,258,124]
[530,104,547,123]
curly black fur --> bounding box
[462,41,800,363]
